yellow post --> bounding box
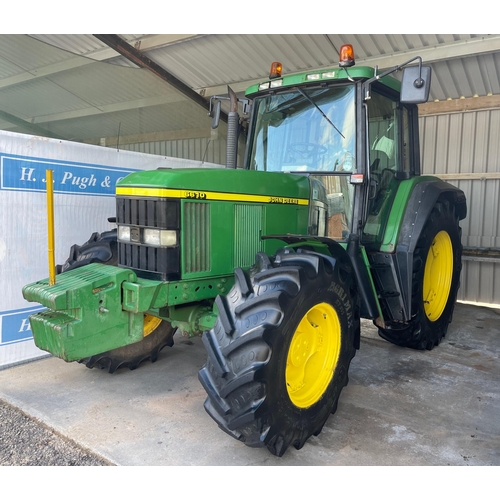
[46,169,56,285]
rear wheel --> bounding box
[377,199,462,350]
[198,247,359,457]
[58,229,175,372]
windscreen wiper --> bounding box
[296,88,345,139]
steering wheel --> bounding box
[286,143,327,161]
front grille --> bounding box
[116,197,179,228]
[234,204,263,267]
[116,196,180,281]
[184,202,210,273]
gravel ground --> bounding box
[0,399,113,466]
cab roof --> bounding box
[245,66,401,98]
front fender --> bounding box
[262,234,380,322]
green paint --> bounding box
[117,168,311,200]
[168,304,217,337]
[121,278,167,313]
[183,200,212,276]
[22,262,236,358]
[163,275,235,306]
[234,204,263,267]
[23,168,311,357]
[179,198,309,280]
[379,176,437,253]
[23,264,144,361]
[245,66,401,97]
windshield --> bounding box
[248,85,356,173]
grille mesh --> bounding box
[184,202,210,273]
[116,196,179,280]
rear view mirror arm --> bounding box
[363,56,423,101]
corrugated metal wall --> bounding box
[120,133,245,168]
[122,136,226,165]
[420,109,500,304]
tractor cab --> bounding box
[243,45,430,247]
[247,83,356,240]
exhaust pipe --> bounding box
[226,86,239,169]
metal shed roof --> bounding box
[1,34,500,144]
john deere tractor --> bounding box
[23,45,466,457]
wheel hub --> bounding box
[423,230,453,322]
[143,314,162,336]
[286,302,341,408]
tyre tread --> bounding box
[199,248,359,456]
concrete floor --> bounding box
[0,302,498,466]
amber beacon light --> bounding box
[269,62,283,79]
[339,44,355,67]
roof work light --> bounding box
[339,44,355,68]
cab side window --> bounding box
[364,89,412,244]
[368,91,398,184]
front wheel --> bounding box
[377,199,462,350]
[78,319,175,373]
[198,247,359,457]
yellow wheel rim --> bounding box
[423,230,453,322]
[285,302,341,409]
[143,314,162,337]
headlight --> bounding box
[118,225,131,242]
[143,229,177,247]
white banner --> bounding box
[0,130,220,369]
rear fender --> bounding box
[395,180,466,320]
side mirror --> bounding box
[401,65,432,104]
[210,100,221,129]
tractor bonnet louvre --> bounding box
[184,202,211,274]
[234,204,263,268]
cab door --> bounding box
[363,86,414,247]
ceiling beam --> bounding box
[31,93,187,124]
[129,34,203,51]
[93,34,228,123]
[0,110,66,139]
[197,79,261,99]
[0,53,110,90]
[195,35,500,99]
[352,34,500,68]
[0,34,206,91]
[0,34,213,131]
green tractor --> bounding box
[22,45,466,457]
